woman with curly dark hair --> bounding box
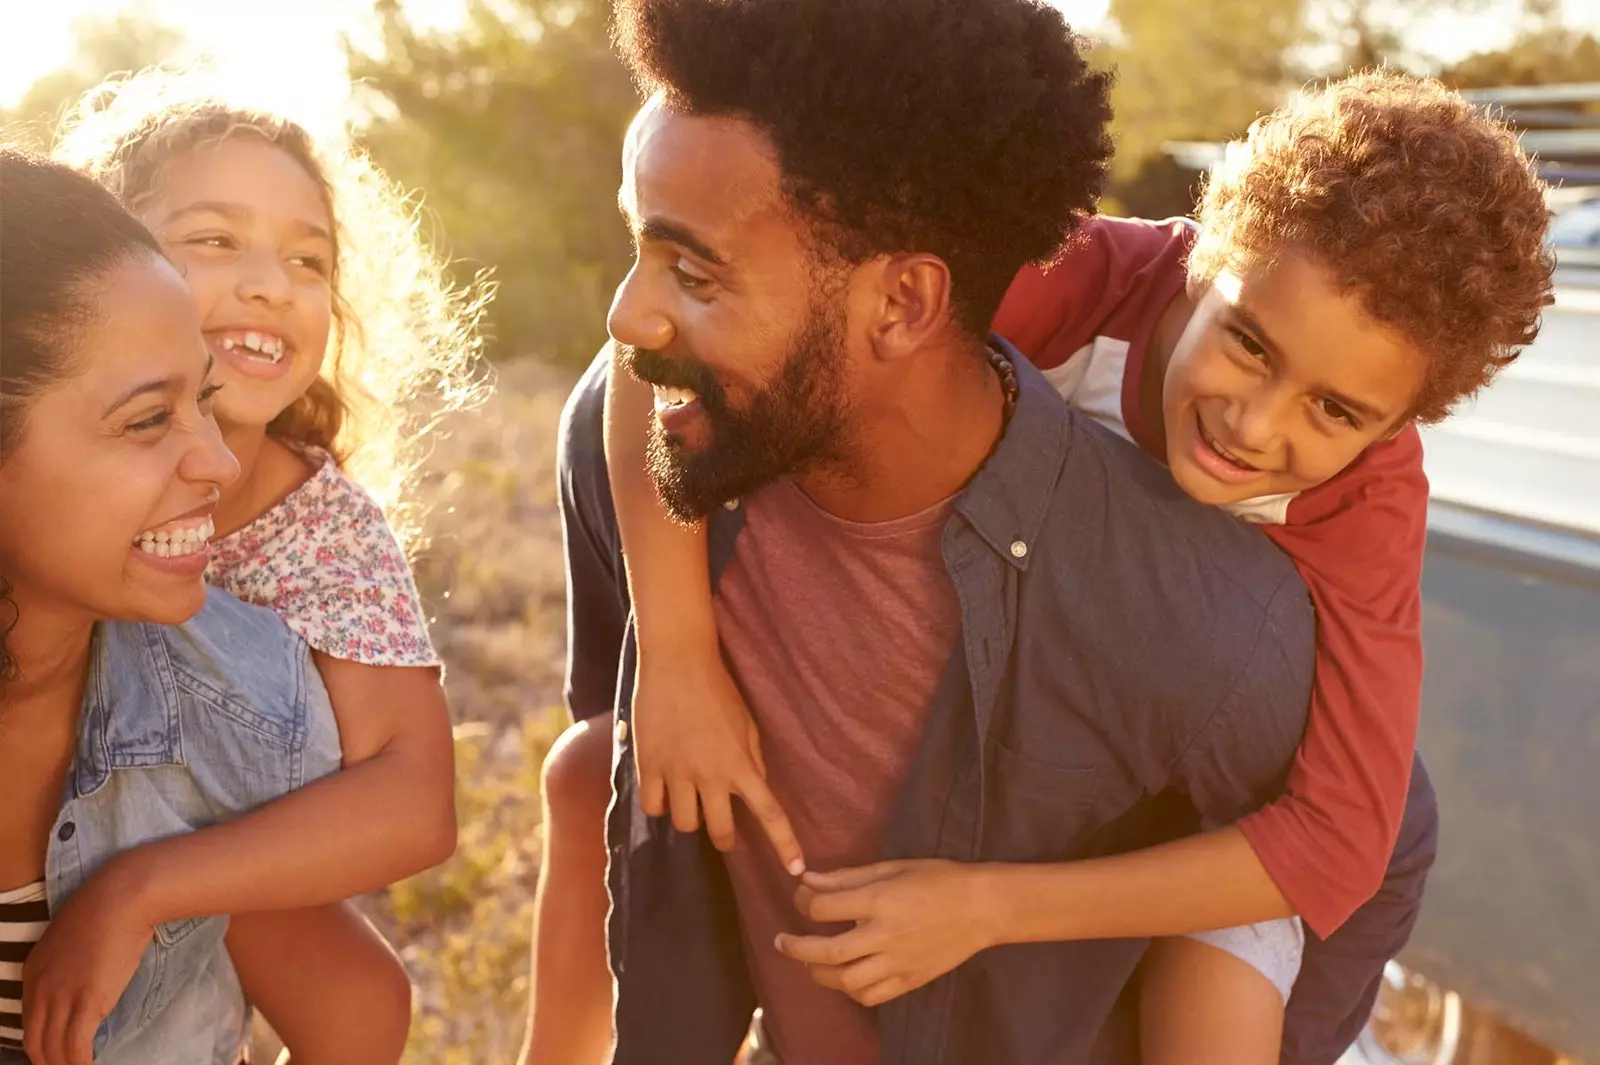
[0,146,346,1065]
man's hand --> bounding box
[22,856,157,1065]
[775,860,996,1007]
[632,647,805,875]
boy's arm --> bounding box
[1246,428,1429,937]
[603,343,803,871]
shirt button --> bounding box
[615,719,630,744]
[723,498,740,511]
[1010,540,1029,559]
[58,821,76,842]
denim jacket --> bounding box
[559,340,1438,1065]
[0,588,341,1065]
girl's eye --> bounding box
[1227,326,1268,361]
[198,382,225,407]
[291,254,330,276]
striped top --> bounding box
[0,880,47,1050]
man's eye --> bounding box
[187,235,235,250]
[672,263,711,291]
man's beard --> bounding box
[619,304,853,523]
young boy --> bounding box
[532,70,1553,1064]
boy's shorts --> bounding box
[1187,916,1306,1001]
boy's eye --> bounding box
[1317,397,1358,427]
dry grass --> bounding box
[324,358,578,1064]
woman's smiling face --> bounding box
[0,252,239,629]
[138,136,336,432]
[1161,251,1429,507]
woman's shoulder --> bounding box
[93,590,341,772]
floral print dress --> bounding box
[207,449,439,667]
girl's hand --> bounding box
[22,857,156,1065]
[632,646,805,875]
[775,860,997,1007]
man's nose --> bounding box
[607,265,674,352]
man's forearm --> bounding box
[977,826,1296,946]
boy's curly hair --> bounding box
[52,69,494,549]
[1189,70,1555,424]
[612,0,1114,337]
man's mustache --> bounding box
[618,345,726,409]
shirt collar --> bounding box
[952,335,1073,572]
[75,620,186,796]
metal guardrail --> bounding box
[1164,82,1600,191]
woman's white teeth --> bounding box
[220,333,286,363]
[653,385,697,408]
[134,518,215,558]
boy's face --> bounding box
[1161,251,1427,507]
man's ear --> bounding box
[865,253,954,362]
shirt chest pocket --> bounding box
[980,739,1111,861]
[138,915,228,1027]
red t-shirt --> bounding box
[993,217,1428,937]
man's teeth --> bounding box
[653,385,698,408]
[220,332,286,363]
[133,518,215,558]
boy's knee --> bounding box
[542,715,615,825]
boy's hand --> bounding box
[632,647,806,874]
[775,860,996,1007]
[22,855,157,1065]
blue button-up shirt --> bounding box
[0,589,341,1065]
[559,340,1437,1065]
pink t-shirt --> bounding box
[207,448,439,668]
[715,479,961,1065]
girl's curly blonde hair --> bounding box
[1189,70,1555,425]
[52,68,494,550]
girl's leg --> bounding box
[1138,924,1298,1065]
[521,714,616,1065]
[228,902,411,1065]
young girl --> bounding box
[530,71,1554,1063]
[22,70,489,1064]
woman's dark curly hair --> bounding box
[612,0,1114,336]
[1190,71,1555,424]
[1,146,166,683]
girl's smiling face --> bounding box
[1161,251,1429,507]
[139,136,336,432]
